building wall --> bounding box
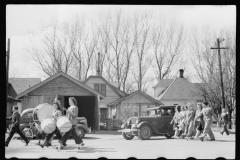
[29,76,94,96]
[85,78,119,97]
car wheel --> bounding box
[21,127,33,143]
[164,133,174,139]
[138,125,152,140]
[77,127,86,139]
[122,132,134,140]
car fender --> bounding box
[76,124,89,132]
[137,121,161,135]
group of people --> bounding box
[5,96,85,150]
[170,101,230,141]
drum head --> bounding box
[34,103,54,122]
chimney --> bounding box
[179,69,184,78]
[96,52,101,76]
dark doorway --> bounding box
[64,96,96,129]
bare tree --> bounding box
[190,27,236,128]
[132,12,153,92]
[152,19,185,80]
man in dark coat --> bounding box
[5,106,29,147]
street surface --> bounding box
[5,130,235,159]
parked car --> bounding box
[6,108,90,139]
[120,105,176,140]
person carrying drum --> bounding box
[5,106,30,147]
[40,102,65,148]
[56,97,84,150]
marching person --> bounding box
[193,103,205,139]
[40,102,65,148]
[170,105,181,138]
[185,104,196,140]
[56,97,84,150]
[55,97,67,116]
[5,106,30,147]
[194,101,220,142]
[176,106,186,139]
[219,108,229,135]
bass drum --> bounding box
[41,118,56,134]
[57,116,72,133]
[33,103,54,122]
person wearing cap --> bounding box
[194,101,219,141]
[5,106,30,147]
[219,108,229,135]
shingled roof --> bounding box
[157,78,204,101]
[8,78,41,97]
[152,79,174,89]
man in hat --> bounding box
[5,106,30,147]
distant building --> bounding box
[153,69,204,108]
[7,78,41,116]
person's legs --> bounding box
[186,122,194,137]
[224,124,229,135]
[208,128,215,140]
[5,127,17,146]
[71,126,83,144]
[16,128,29,144]
[59,127,72,146]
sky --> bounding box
[6,5,236,86]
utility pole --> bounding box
[6,38,10,97]
[210,38,228,109]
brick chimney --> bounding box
[179,69,184,78]
[96,52,101,76]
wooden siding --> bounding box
[28,76,95,96]
[85,78,119,97]
[21,96,43,111]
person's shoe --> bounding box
[5,143,8,147]
[220,132,223,135]
[200,137,204,142]
[39,143,44,148]
[63,143,67,147]
[25,140,29,146]
[209,139,215,141]
[46,142,51,147]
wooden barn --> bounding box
[16,72,105,130]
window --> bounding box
[101,84,106,96]
[94,84,106,96]
[94,84,100,93]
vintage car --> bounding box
[120,105,176,140]
[6,108,90,139]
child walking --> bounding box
[220,109,229,135]
[194,103,204,139]
[170,105,181,138]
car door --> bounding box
[155,108,174,133]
